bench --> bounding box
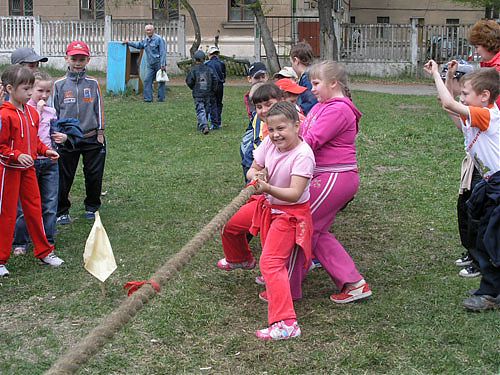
[177,55,250,76]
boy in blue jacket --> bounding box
[205,46,226,130]
[186,50,218,135]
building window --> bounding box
[80,0,105,20]
[9,0,33,16]
[350,16,355,24]
[446,18,459,37]
[303,0,317,10]
[228,0,253,22]
[153,0,180,20]
[376,16,389,38]
[376,16,390,24]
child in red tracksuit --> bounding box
[217,101,315,341]
[0,65,64,277]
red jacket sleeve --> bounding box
[0,113,19,162]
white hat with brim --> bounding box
[208,46,220,55]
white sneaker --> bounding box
[40,252,64,267]
[256,320,301,341]
[458,265,480,278]
[455,253,473,267]
[0,264,10,277]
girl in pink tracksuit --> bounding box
[290,60,372,304]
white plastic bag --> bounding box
[156,69,169,82]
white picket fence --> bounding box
[0,15,186,58]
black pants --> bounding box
[457,167,482,251]
[57,142,106,216]
[467,171,500,297]
[470,207,500,296]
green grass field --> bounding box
[1,85,499,374]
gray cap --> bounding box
[440,60,474,81]
[11,48,48,64]
[193,50,206,61]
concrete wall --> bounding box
[33,1,79,19]
[107,0,152,19]
[350,0,485,24]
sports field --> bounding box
[1,84,499,374]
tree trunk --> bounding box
[249,0,281,74]
[180,0,202,58]
[318,0,339,60]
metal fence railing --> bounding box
[341,23,412,62]
[419,24,474,63]
[257,17,475,65]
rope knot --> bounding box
[124,280,161,296]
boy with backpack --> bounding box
[186,50,218,135]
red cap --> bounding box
[66,41,90,56]
[275,78,306,95]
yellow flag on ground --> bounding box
[84,212,117,282]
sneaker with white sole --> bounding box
[459,265,480,278]
[256,320,301,341]
[455,252,473,267]
[255,275,265,285]
[330,281,372,304]
[56,214,72,225]
[40,252,64,267]
[216,257,256,271]
[309,258,322,271]
[13,246,27,256]
[0,264,10,277]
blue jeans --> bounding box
[144,61,165,102]
[210,85,223,128]
[14,158,59,248]
[194,97,210,131]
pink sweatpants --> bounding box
[221,199,298,324]
[289,171,362,299]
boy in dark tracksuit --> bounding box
[186,50,217,135]
[205,46,226,129]
[53,41,106,224]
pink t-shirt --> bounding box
[253,136,315,205]
[27,99,57,159]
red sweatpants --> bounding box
[221,199,297,324]
[0,165,53,264]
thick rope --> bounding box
[45,185,256,375]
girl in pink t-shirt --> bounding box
[289,60,372,304]
[217,101,315,341]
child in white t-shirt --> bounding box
[217,101,315,340]
[425,60,500,311]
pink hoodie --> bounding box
[300,97,362,170]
